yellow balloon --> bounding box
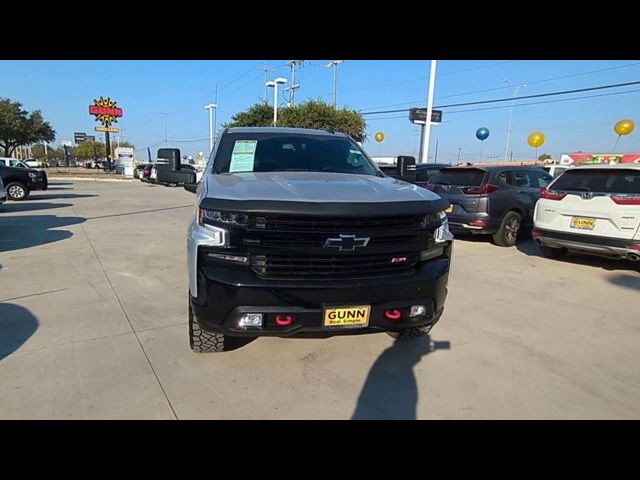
[374,132,385,143]
[614,119,635,136]
[528,131,545,148]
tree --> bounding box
[538,153,552,162]
[226,100,367,142]
[116,140,135,149]
[0,98,56,156]
[75,141,106,160]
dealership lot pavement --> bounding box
[1,180,639,419]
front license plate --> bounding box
[323,305,370,328]
[445,205,454,213]
[570,217,596,230]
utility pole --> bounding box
[457,147,462,163]
[257,63,275,103]
[419,60,438,164]
[434,139,439,164]
[161,112,169,147]
[324,60,345,107]
[285,60,305,106]
[504,82,527,162]
[204,103,217,154]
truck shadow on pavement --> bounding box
[0,214,86,253]
[351,335,451,420]
[517,239,638,272]
[0,303,39,361]
[0,202,71,213]
[607,273,640,290]
[28,193,97,201]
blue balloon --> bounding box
[476,127,490,141]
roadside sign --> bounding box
[95,126,120,133]
[61,140,73,147]
[409,108,442,125]
[74,132,87,144]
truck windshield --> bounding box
[550,169,640,194]
[213,132,379,176]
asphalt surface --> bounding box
[1,180,639,419]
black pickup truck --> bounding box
[0,165,48,200]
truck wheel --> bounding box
[541,245,567,258]
[387,324,433,340]
[492,211,521,247]
[189,302,253,353]
[6,182,29,201]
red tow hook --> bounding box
[275,314,294,326]
[384,309,403,321]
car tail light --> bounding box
[611,195,640,205]
[531,229,542,238]
[470,219,487,228]
[630,244,640,251]
[462,183,498,195]
[540,187,566,201]
[425,182,435,191]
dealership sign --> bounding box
[409,108,443,125]
[95,126,120,133]
[560,153,640,166]
[89,97,123,127]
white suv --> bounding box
[533,164,640,263]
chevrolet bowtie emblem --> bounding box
[323,234,370,251]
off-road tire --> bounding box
[188,301,253,353]
[492,211,522,247]
[387,323,434,340]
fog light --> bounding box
[238,313,262,328]
[410,305,426,317]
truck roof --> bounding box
[225,126,348,137]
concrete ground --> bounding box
[1,180,639,419]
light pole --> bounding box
[419,60,438,164]
[324,60,344,107]
[204,103,217,154]
[504,83,527,162]
[266,77,287,125]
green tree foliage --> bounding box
[0,98,56,156]
[226,100,367,142]
[75,140,106,160]
[538,153,552,162]
[117,140,135,149]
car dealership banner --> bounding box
[560,153,640,166]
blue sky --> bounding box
[1,60,639,162]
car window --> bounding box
[496,171,510,185]
[550,169,640,194]
[10,160,25,168]
[429,168,485,186]
[510,170,533,188]
[534,171,553,188]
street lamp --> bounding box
[204,103,218,154]
[324,60,344,107]
[266,77,287,125]
[504,82,527,162]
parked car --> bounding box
[23,158,43,168]
[134,164,147,179]
[533,164,640,263]
[0,176,6,204]
[427,165,553,246]
[0,165,49,200]
[0,157,30,169]
[183,127,453,353]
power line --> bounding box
[358,61,640,112]
[361,80,640,115]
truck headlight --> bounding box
[197,209,228,246]
[434,212,454,243]
[198,209,249,227]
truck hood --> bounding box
[204,171,441,203]
[200,172,449,216]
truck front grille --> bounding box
[250,253,418,279]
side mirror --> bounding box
[397,156,417,182]
[157,148,181,171]
[183,171,198,193]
